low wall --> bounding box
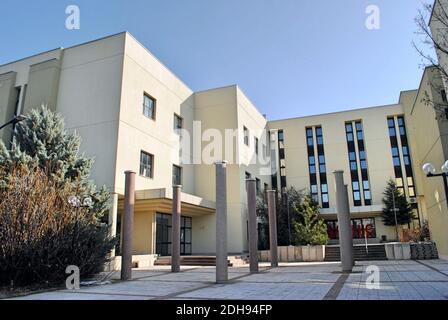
[385,242,439,260]
[259,245,325,262]
[104,254,158,271]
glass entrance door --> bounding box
[156,213,192,256]
[156,213,171,256]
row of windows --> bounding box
[140,151,183,186]
[246,172,268,196]
[243,126,269,158]
[143,93,185,135]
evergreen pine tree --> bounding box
[382,179,415,226]
[293,195,329,245]
[0,106,110,217]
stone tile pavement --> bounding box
[6,260,448,300]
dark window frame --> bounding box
[140,151,154,179]
[143,93,157,120]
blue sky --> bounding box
[0,0,432,120]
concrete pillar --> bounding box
[172,185,182,273]
[246,178,259,273]
[267,190,278,267]
[109,192,119,257]
[215,161,228,283]
[333,170,354,273]
[121,171,135,281]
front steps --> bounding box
[325,244,387,262]
[154,255,248,267]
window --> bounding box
[243,126,249,146]
[255,137,259,155]
[256,178,261,195]
[388,116,417,199]
[278,130,284,141]
[172,165,182,186]
[346,121,371,206]
[143,93,156,120]
[306,126,329,208]
[174,114,183,132]
[277,130,287,190]
[140,151,154,178]
[442,90,447,102]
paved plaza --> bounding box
[7,260,448,300]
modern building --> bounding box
[1,2,447,259]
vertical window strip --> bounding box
[387,117,405,195]
[278,130,287,192]
[397,116,417,198]
[355,121,372,205]
[306,127,319,204]
[315,126,329,208]
[345,122,362,207]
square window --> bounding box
[393,157,401,166]
[307,138,314,146]
[350,161,357,171]
[311,184,318,194]
[364,190,371,200]
[396,178,403,187]
[309,165,316,174]
[347,133,354,142]
[408,187,415,197]
[319,164,326,173]
[352,181,360,191]
[389,128,396,136]
[387,118,395,128]
[399,127,405,136]
[319,155,325,164]
[322,193,329,203]
[361,160,367,170]
[407,177,414,187]
[392,147,399,156]
[404,156,410,165]
[363,180,370,190]
[317,137,323,145]
[355,122,363,131]
[316,127,322,136]
[143,94,156,120]
[345,124,353,133]
[309,156,315,165]
[402,146,408,155]
[357,131,364,140]
[321,184,328,193]
[354,191,361,201]
[349,152,356,161]
[359,151,366,160]
[306,128,313,138]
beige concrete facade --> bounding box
[1,26,448,257]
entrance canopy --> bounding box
[118,188,215,216]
